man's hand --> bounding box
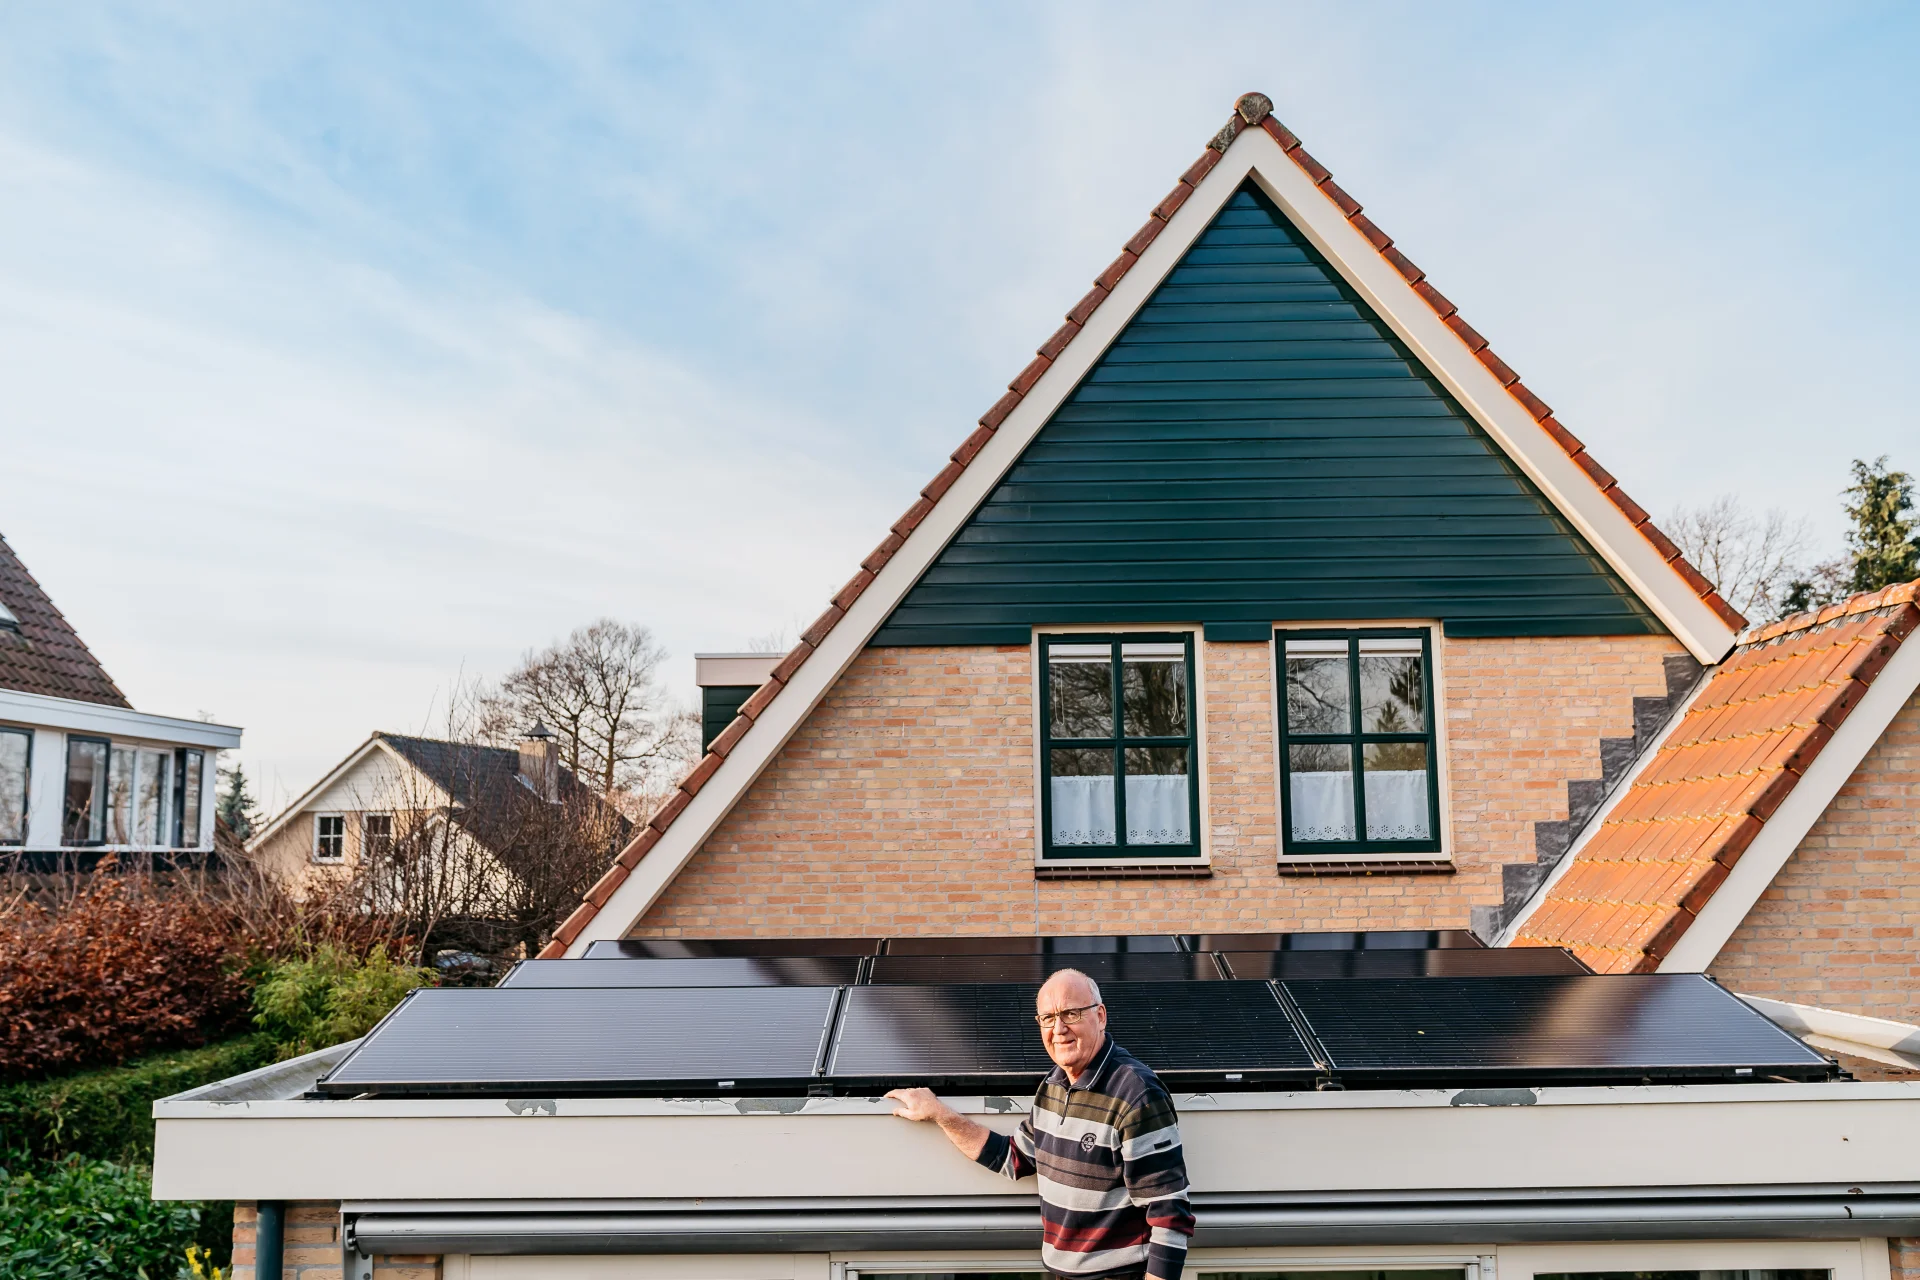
[885,1087,952,1123]
[884,1087,990,1159]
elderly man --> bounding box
[886,968,1194,1280]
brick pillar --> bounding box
[231,1202,258,1280]
[1891,1239,1920,1280]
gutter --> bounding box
[349,1189,1920,1255]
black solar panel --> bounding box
[1219,948,1587,980]
[882,935,1186,955]
[500,957,861,987]
[869,953,1222,984]
[827,981,1318,1090]
[584,938,882,958]
[318,986,837,1096]
[1283,973,1831,1085]
[1195,929,1483,952]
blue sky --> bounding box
[1,2,1916,806]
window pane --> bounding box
[1124,746,1190,845]
[364,814,394,861]
[1122,648,1187,738]
[135,749,170,846]
[0,729,27,845]
[108,746,135,844]
[1285,651,1350,734]
[64,739,108,844]
[176,750,203,848]
[1288,742,1354,842]
[316,815,345,862]
[1050,747,1115,846]
[1363,741,1431,840]
[1049,647,1113,738]
[1360,640,1426,733]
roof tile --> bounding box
[0,534,131,707]
[1511,578,1920,968]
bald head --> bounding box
[1038,967,1102,1009]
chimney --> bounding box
[518,722,560,803]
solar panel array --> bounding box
[320,932,1833,1098]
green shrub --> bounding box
[251,944,434,1060]
[0,1037,269,1168]
[0,1155,207,1279]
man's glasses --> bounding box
[1035,1003,1100,1030]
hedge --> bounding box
[0,1155,217,1280]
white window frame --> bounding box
[1271,619,1456,867]
[313,812,347,864]
[1030,622,1211,871]
[1495,1236,1883,1280]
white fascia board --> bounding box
[0,686,242,749]
[1741,994,1920,1072]
[567,132,1258,952]
[1660,635,1920,972]
[151,1081,1920,1202]
[1231,128,1737,664]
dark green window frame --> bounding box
[1277,627,1442,856]
[1038,632,1202,861]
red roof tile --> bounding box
[1513,579,1920,972]
[0,533,130,708]
[535,92,1750,958]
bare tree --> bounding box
[1664,495,1812,623]
[479,620,696,801]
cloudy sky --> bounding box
[2,2,1916,807]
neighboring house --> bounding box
[0,532,239,866]
[247,727,630,894]
[154,94,1919,1280]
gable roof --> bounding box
[0,532,130,708]
[1508,579,1920,973]
[542,91,1745,958]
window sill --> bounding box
[1035,861,1212,880]
[1276,854,1453,875]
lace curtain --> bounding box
[1289,769,1429,842]
[1051,775,1190,846]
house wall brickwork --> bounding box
[634,635,1682,936]
[1710,688,1920,1025]
[231,1201,439,1280]
[1891,1238,1920,1280]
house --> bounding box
[0,532,239,866]
[246,727,631,908]
[153,94,1919,1280]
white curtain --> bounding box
[1051,776,1190,846]
[1290,770,1429,842]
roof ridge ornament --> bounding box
[1211,92,1274,152]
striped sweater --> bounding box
[975,1038,1194,1279]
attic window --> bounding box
[0,597,17,632]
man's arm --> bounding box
[1120,1091,1194,1280]
[884,1088,991,1159]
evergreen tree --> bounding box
[1842,455,1920,592]
[217,764,261,840]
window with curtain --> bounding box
[1279,629,1441,855]
[63,736,109,846]
[0,727,28,846]
[1040,633,1200,859]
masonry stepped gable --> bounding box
[874,184,1661,647]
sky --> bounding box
[1,2,1917,809]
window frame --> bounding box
[62,734,111,847]
[0,725,29,847]
[313,813,347,864]
[1276,626,1443,857]
[173,748,205,849]
[363,812,394,863]
[1037,630,1204,863]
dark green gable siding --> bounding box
[872,183,1663,647]
[701,685,758,750]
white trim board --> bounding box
[1741,993,1920,1073]
[568,121,1739,952]
[0,686,241,749]
[1660,631,1920,972]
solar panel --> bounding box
[1195,929,1483,952]
[881,935,1186,955]
[499,957,862,987]
[584,938,883,958]
[827,981,1319,1090]
[1283,973,1832,1085]
[869,952,1222,984]
[318,986,837,1096]
[1218,947,1587,980]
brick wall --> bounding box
[1892,1238,1920,1280]
[231,1201,438,1280]
[1710,688,1920,1024]
[634,635,1680,936]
